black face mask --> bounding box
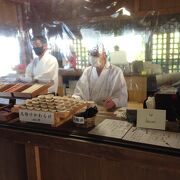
[33,47,44,56]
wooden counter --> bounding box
[0,106,180,180]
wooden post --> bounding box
[25,144,42,180]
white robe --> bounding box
[73,62,128,107]
[25,51,59,93]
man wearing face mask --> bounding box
[72,48,128,110]
[24,36,59,93]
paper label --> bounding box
[123,127,180,149]
[137,109,166,130]
[19,109,54,124]
[73,116,85,124]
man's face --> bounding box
[88,49,101,67]
[32,39,45,56]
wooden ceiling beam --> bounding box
[8,0,25,3]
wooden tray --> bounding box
[0,84,14,92]
[12,84,31,97]
[13,84,50,98]
[19,102,87,127]
[0,84,15,98]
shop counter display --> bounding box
[0,104,180,180]
[18,95,88,126]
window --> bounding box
[0,35,20,76]
[73,39,88,69]
[151,32,180,73]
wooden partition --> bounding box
[125,75,147,103]
[0,138,27,180]
[0,126,180,180]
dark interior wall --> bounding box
[0,0,18,28]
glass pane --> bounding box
[158,39,162,43]
[174,44,178,48]
[170,33,174,38]
[175,32,180,38]
[174,38,179,43]
[152,45,157,49]
[158,44,162,49]
[174,49,178,53]
[163,39,167,43]
[163,33,167,38]
[153,34,157,39]
[170,44,174,48]
[152,50,157,54]
[152,55,156,59]
[158,34,162,39]
[170,39,174,43]
[158,50,162,54]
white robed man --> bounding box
[72,47,128,110]
[25,36,59,94]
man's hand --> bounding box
[103,97,116,110]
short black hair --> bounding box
[31,35,47,44]
[88,49,99,57]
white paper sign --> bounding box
[89,119,132,139]
[123,127,180,149]
[137,109,166,130]
[19,109,54,124]
[73,116,85,124]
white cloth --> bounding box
[25,51,59,93]
[73,62,128,107]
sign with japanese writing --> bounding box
[137,109,166,130]
[19,109,54,124]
